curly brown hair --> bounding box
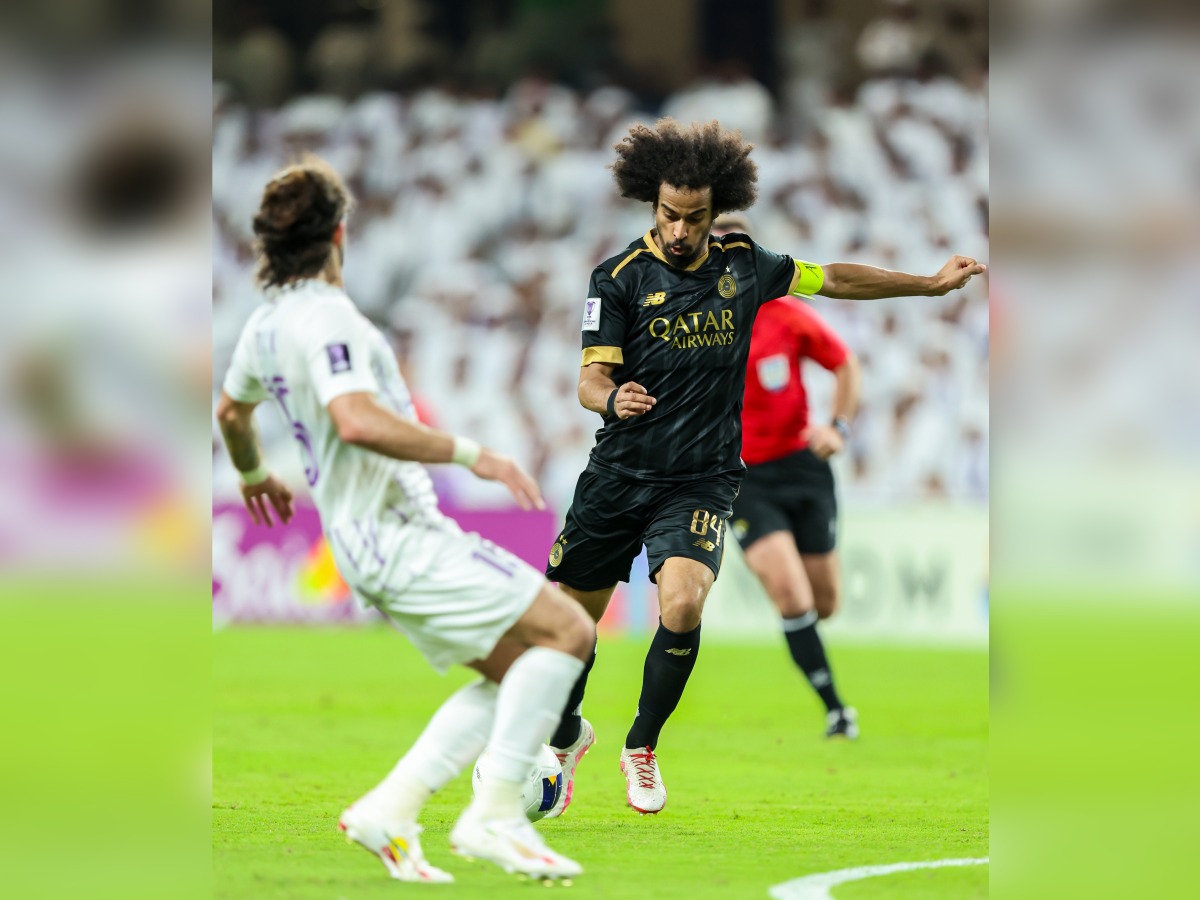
[252,155,353,288]
[611,119,758,214]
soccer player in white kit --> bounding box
[215,157,595,883]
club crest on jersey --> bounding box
[756,353,790,392]
[717,272,737,299]
[548,540,564,567]
[326,343,352,373]
[582,297,601,331]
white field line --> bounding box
[768,856,989,899]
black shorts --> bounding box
[729,449,838,554]
[545,468,740,590]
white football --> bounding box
[472,744,563,822]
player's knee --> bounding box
[661,596,703,632]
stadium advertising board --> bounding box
[709,505,989,645]
[214,501,986,644]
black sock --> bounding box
[625,619,701,750]
[549,639,596,748]
[782,611,844,713]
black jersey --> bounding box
[580,229,795,483]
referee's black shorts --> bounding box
[546,468,740,591]
[729,449,838,555]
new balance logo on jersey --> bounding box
[692,538,715,552]
[644,291,666,306]
[665,648,692,657]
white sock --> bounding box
[472,647,584,819]
[360,679,498,825]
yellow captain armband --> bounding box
[791,260,825,297]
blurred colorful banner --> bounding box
[213,501,561,625]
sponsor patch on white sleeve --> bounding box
[581,297,602,331]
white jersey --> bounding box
[222,279,450,592]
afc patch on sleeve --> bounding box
[326,343,352,373]
[581,297,601,331]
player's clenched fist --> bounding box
[612,382,656,419]
[932,255,987,295]
[802,424,844,460]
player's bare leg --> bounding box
[801,551,842,620]
[743,530,817,619]
[545,584,615,818]
[620,557,713,814]
[655,558,712,633]
[745,534,855,738]
[560,585,618,625]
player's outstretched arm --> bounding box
[805,255,987,300]
[327,391,545,510]
[578,361,656,419]
[216,390,295,527]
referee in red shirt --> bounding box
[713,215,860,739]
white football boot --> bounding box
[619,746,666,814]
[544,717,596,819]
[338,805,453,883]
[450,809,583,879]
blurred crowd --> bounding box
[213,4,989,513]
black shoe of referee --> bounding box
[825,707,859,740]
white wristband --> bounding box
[451,436,482,468]
[238,461,271,486]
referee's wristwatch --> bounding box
[831,416,851,440]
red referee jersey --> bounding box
[740,296,849,465]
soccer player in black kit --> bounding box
[542,119,985,815]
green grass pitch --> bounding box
[213,627,987,898]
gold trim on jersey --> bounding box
[642,230,716,272]
[642,230,667,263]
[581,346,624,366]
[630,230,754,275]
[611,248,647,280]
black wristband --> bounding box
[832,416,850,439]
[606,389,618,418]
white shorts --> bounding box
[349,524,544,674]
